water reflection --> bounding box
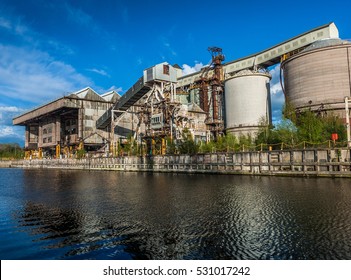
[1,168,351,259]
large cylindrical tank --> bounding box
[224,70,271,137]
[281,39,351,118]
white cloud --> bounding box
[0,14,35,44]
[0,13,74,55]
[0,126,16,137]
[0,106,26,126]
[182,62,205,75]
[271,82,282,95]
[269,64,285,123]
[0,16,11,29]
[87,68,110,77]
[14,20,30,37]
[0,105,26,144]
[96,85,124,95]
[47,40,75,56]
[159,36,177,57]
[107,86,123,93]
[136,58,143,65]
[0,9,122,145]
[0,44,92,104]
[270,64,283,95]
[0,106,24,113]
[63,3,119,51]
[65,3,93,28]
[0,125,25,144]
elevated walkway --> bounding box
[96,77,151,129]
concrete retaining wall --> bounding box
[3,148,351,177]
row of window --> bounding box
[64,127,77,134]
[43,137,52,143]
[29,136,38,142]
[151,115,163,124]
[151,116,162,124]
[32,119,78,135]
[43,127,52,134]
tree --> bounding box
[198,140,216,153]
[283,103,347,145]
[178,128,199,155]
[275,119,299,146]
[238,134,254,150]
[213,133,237,152]
[282,101,298,124]
[296,110,324,143]
[166,137,177,154]
[76,148,86,159]
[321,115,347,142]
[0,143,24,159]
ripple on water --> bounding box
[1,171,351,259]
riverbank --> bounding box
[1,148,351,178]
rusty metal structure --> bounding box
[133,78,180,155]
[191,47,225,139]
[131,64,207,155]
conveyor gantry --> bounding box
[96,77,151,129]
[96,62,178,129]
[176,22,339,87]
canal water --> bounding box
[1,168,351,260]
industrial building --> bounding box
[13,22,351,157]
[12,87,125,158]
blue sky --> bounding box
[1,0,351,145]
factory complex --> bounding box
[13,22,351,158]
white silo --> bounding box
[224,70,271,137]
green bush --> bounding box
[0,143,24,159]
[256,104,347,149]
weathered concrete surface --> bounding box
[3,148,351,178]
[0,161,12,168]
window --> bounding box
[163,64,169,75]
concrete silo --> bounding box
[224,70,272,137]
[281,38,351,119]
